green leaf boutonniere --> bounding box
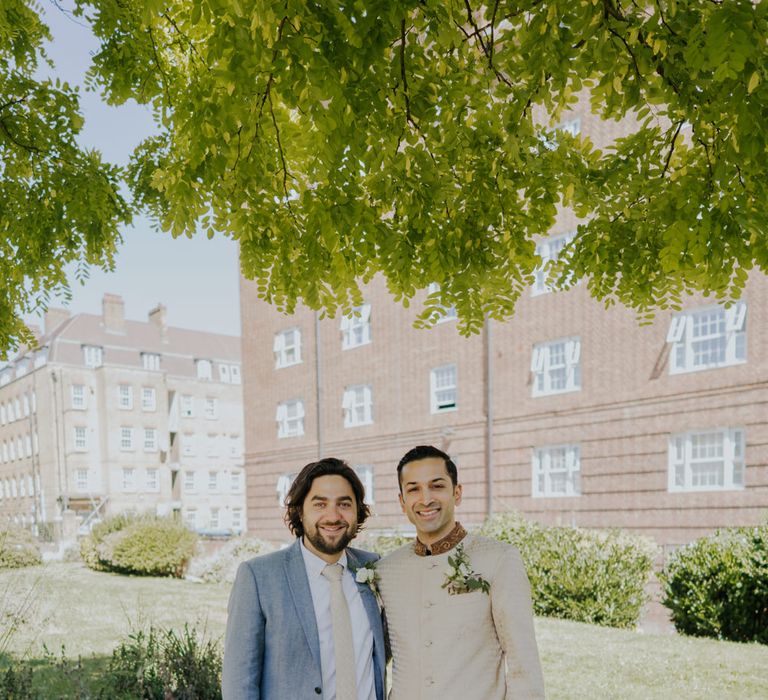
[441,543,490,595]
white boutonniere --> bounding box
[353,561,380,599]
[441,543,490,595]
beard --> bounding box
[305,522,356,555]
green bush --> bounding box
[187,537,274,583]
[100,626,222,699]
[660,524,768,644]
[354,531,415,557]
[481,512,657,629]
[0,660,33,699]
[0,526,42,570]
[81,514,196,578]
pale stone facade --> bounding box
[0,294,245,538]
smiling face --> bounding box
[399,456,462,545]
[301,474,359,562]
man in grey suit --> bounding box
[222,457,386,700]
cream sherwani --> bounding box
[377,534,545,700]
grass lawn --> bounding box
[2,562,767,699]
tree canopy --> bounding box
[3,0,768,352]
[0,0,131,356]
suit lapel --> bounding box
[284,539,322,669]
[346,550,383,635]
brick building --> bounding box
[0,294,246,538]
[240,106,767,547]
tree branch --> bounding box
[148,27,173,109]
[662,120,683,177]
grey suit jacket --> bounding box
[222,539,385,700]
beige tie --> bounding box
[321,563,357,700]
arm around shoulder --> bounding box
[491,545,546,700]
[222,560,265,700]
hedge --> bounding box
[0,525,42,570]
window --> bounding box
[354,465,375,504]
[0,404,5,424]
[669,428,745,492]
[0,370,11,386]
[24,435,31,457]
[210,507,220,529]
[83,345,103,368]
[274,328,302,368]
[230,365,241,385]
[232,508,243,531]
[533,232,575,295]
[74,426,87,451]
[533,445,581,497]
[143,428,158,452]
[430,365,457,413]
[6,401,13,422]
[531,337,581,396]
[22,395,29,417]
[75,469,88,492]
[120,427,134,451]
[122,467,136,491]
[184,508,197,529]
[141,387,157,412]
[541,118,581,149]
[206,434,219,457]
[208,470,219,492]
[184,470,196,492]
[342,385,373,427]
[204,398,218,420]
[142,352,161,371]
[71,384,86,409]
[276,473,297,505]
[341,304,372,349]
[230,470,242,492]
[13,399,20,421]
[426,283,457,323]
[182,433,195,457]
[0,442,6,463]
[276,399,305,438]
[118,384,133,410]
[34,349,47,368]
[218,364,230,383]
[30,391,36,414]
[229,435,241,459]
[15,360,28,379]
[668,303,746,374]
[181,395,194,418]
[146,468,159,492]
[196,359,213,381]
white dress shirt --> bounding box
[300,540,376,700]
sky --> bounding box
[25,2,242,337]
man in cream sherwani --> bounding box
[222,457,386,700]
[376,445,545,699]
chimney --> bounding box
[102,293,125,333]
[148,303,167,342]
[44,308,70,335]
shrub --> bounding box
[100,625,222,699]
[354,531,415,557]
[0,526,42,570]
[660,524,768,644]
[481,512,657,628]
[81,514,196,578]
[0,661,34,699]
[186,537,274,583]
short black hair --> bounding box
[396,445,458,491]
[285,457,370,537]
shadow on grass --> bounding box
[1,650,111,699]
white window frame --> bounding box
[196,359,213,381]
[122,467,136,492]
[209,507,220,529]
[141,387,157,412]
[231,507,243,531]
[531,337,581,397]
[354,464,375,505]
[184,470,196,493]
[182,433,195,457]
[668,428,745,492]
[668,303,746,375]
[230,470,242,492]
[145,467,159,492]
[0,403,5,424]
[532,445,581,497]
[83,345,103,368]
[75,468,89,493]
[218,363,231,383]
[141,352,161,371]
[143,428,158,452]
[426,283,457,323]
[430,364,458,413]
[184,508,197,529]
[341,304,372,349]
[276,399,305,438]
[118,384,133,410]
[71,384,86,410]
[208,470,219,492]
[180,394,194,418]
[230,365,241,384]
[204,397,218,420]
[206,433,219,457]
[74,426,87,451]
[274,328,302,368]
[533,232,575,296]
[276,472,297,506]
[342,384,373,427]
[120,427,134,451]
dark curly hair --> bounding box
[284,457,371,538]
